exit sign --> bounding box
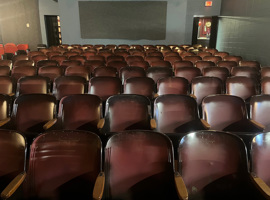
[205,1,213,7]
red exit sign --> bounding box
[205,1,213,7]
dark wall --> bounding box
[0,0,42,51]
[217,0,270,65]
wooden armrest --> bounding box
[8,93,14,97]
[190,94,196,99]
[154,93,159,98]
[150,119,156,129]
[0,118,10,127]
[200,119,210,129]
[97,119,105,129]
[251,174,270,198]
[93,172,105,200]
[174,172,188,200]
[43,118,57,130]
[1,172,26,199]
[250,120,265,130]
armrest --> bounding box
[1,172,26,199]
[250,120,265,130]
[0,117,10,127]
[190,94,196,99]
[154,93,159,98]
[150,119,157,129]
[8,93,15,97]
[97,119,105,129]
[93,172,105,200]
[251,173,270,198]
[200,119,210,129]
[43,118,57,130]
[174,172,188,200]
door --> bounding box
[45,15,62,47]
[192,16,218,48]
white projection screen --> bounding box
[78,1,167,40]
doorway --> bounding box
[45,15,62,47]
[192,16,218,48]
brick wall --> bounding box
[217,0,270,66]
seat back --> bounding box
[50,55,67,65]
[128,61,150,70]
[157,77,189,95]
[58,94,102,131]
[65,66,90,81]
[239,61,260,69]
[11,66,36,82]
[84,60,105,71]
[231,67,260,80]
[69,55,86,65]
[107,55,125,63]
[251,132,270,187]
[226,76,259,100]
[107,61,128,72]
[203,56,222,64]
[12,94,57,133]
[104,130,177,199]
[36,60,58,68]
[92,66,118,77]
[146,67,173,83]
[154,94,199,133]
[261,67,270,79]
[46,51,62,59]
[202,94,247,130]
[38,66,63,82]
[175,66,201,83]
[87,55,106,62]
[13,60,35,68]
[16,76,50,96]
[194,61,215,72]
[0,60,12,69]
[103,94,151,132]
[224,55,243,64]
[61,60,81,70]
[0,76,14,95]
[0,66,10,76]
[120,66,146,84]
[53,76,87,100]
[183,55,202,64]
[26,130,102,199]
[191,76,223,105]
[28,51,44,59]
[0,130,26,192]
[164,56,182,66]
[0,94,12,120]
[125,55,144,65]
[12,55,29,65]
[88,77,121,101]
[261,77,270,94]
[4,44,18,54]
[213,52,229,59]
[124,77,155,99]
[202,66,230,82]
[173,61,193,70]
[31,55,48,65]
[150,60,172,68]
[179,131,248,194]
[250,95,270,128]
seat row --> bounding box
[0,58,265,81]
[0,129,269,200]
[0,43,29,58]
[0,93,269,142]
[1,51,257,71]
[2,74,270,106]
